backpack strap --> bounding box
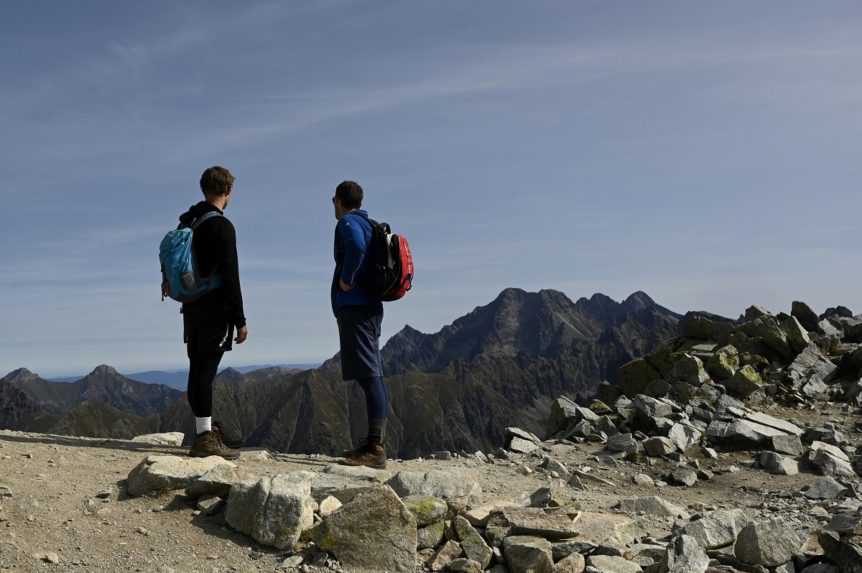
[191,211,224,230]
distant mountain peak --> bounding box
[89,365,120,377]
[623,290,657,309]
[3,368,39,383]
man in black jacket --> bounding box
[176,166,248,459]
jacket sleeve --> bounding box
[338,217,368,287]
[219,220,247,329]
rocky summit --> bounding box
[0,297,861,572]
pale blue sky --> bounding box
[2,1,861,376]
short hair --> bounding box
[335,180,363,210]
[200,166,235,196]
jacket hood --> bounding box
[179,201,221,227]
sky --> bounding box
[2,1,861,376]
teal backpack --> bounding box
[159,212,223,303]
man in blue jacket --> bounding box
[331,180,389,469]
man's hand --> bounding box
[235,326,249,344]
[339,278,354,292]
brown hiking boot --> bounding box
[340,443,387,470]
[189,431,240,460]
[212,421,243,449]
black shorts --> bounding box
[336,305,383,381]
[184,312,233,355]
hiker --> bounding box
[175,166,248,460]
[332,180,390,469]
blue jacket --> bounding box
[332,210,383,314]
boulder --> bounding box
[417,520,446,550]
[130,432,185,447]
[817,529,862,573]
[734,519,803,567]
[553,552,586,573]
[759,452,799,476]
[804,476,848,500]
[502,536,554,573]
[665,534,709,573]
[812,448,857,478]
[454,516,492,569]
[672,354,710,385]
[308,485,417,572]
[706,345,739,381]
[429,540,464,571]
[722,365,763,399]
[127,455,236,497]
[587,555,643,572]
[403,495,449,527]
[680,311,736,342]
[488,507,578,540]
[792,301,820,332]
[643,437,676,457]
[616,496,689,519]
[632,395,675,419]
[780,314,812,353]
[319,496,342,517]
[387,470,481,501]
[225,472,315,550]
[619,359,662,398]
[607,433,641,454]
[447,558,483,573]
[786,344,836,390]
[669,468,698,487]
[185,463,241,499]
[739,316,793,361]
[667,423,702,452]
[548,396,580,436]
[681,509,751,550]
[768,434,804,457]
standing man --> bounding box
[332,180,389,469]
[178,166,248,459]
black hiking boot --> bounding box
[340,443,387,470]
[189,431,240,460]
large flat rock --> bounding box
[127,455,236,497]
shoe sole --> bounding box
[189,450,241,461]
[338,458,387,470]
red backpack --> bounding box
[364,220,414,302]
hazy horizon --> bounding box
[3,1,861,375]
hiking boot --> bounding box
[340,443,387,470]
[212,421,243,449]
[189,431,240,460]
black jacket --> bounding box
[179,201,246,329]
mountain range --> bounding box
[1,288,680,457]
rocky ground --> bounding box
[1,300,862,573]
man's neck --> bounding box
[205,196,228,211]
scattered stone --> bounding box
[488,507,578,540]
[722,365,764,399]
[734,519,803,567]
[318,495,343,517]
[669,468,698,487]
[279,555,304,569]
[792,301,820,332]
[554,552,586,573]
[225,472,315,550]
[127,455,236,497]
[817,529,862,573]
[616,496,689,519]
[768,434,804,457]
[632,474,654,487]
[503,536,554,573]
[707,345,739,381]
[0,486,12,498]
[667,423,702,452]
[33,552,60,564]
[308,485,417,572]
[130,432,185,447]
[196,496,223,515]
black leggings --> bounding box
[185,319,229,418]
[357,376,390,441]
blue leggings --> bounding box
[357,376,390,441]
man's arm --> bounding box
[218,220,247,332]
[338,217,368,290]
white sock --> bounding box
[196,417,212,435]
